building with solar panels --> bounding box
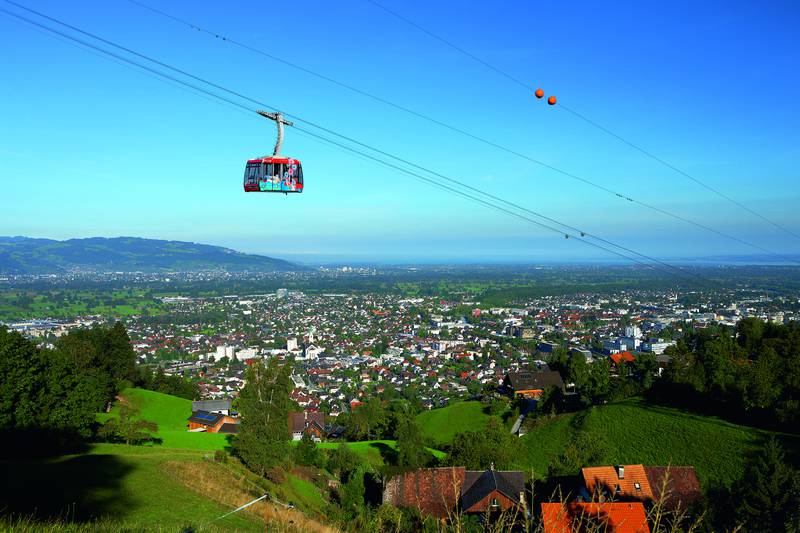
[187,410,238,434]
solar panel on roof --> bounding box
[196,413,217,421]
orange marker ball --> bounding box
[547,95,557,105]
[535,88,544,99]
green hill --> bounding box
[101,387,229,451]
[315,440,446,467]
[1,445,262,531]
[516,398,798,487]
[3,388,337,532]
[0,236,302,274]
[2,442,336,532]
[415,401,493,446]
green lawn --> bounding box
[103,388,229,451]
[516,398,797,487]
[415,401,492,445]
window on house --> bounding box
[615,484,621,495]
[490,498,499,507]
[634,482,641,491]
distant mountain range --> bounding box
[0,236,301,274]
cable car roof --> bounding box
[246,156,299,165]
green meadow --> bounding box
[414,401,492,446]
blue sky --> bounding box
[0,0,798,264]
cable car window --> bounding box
[244,163,258,182]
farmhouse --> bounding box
[502,370,564,398]
[288,411,326,441]
[187,410,238,433]
[382,466,526,519]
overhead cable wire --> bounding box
[0,4,717,284]
[0,4,735,284]
[118,0,800,264]
[291,126,675,274]
[554,104,800,242]
[365,0,800,245]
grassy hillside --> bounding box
[516,398,797,487]
[2,445,261,532]
[3,386,338,532]
[102,387,229,451]
[415,401,492,445]
[315,440,446,467]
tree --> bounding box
[53,323,138,403]
[536,386,563,416]
[548,347,569,381]
[346,397,388,440]
[632,351,658,390]
[100,404,158,445]
[740,346,782,411]
[0,328,102,450]
[566,352,589,391]
[0,327,46,431]
[233,358,293,475]
[584,359,611,403]
[328,443,360,481]
[41,348,107,437]
[105,321,138,383]
[446,417,519,470]
[736,317,765,354]
[736,439,800,532]
[294,433,322,467]
[395,415,431,468]
[338,465,367,520]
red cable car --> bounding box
[243,110,304,194]
[243,156,304,193]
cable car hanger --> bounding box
[257,109,293,157]
[242,110,304,194]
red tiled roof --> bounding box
[582,465,654,501]
[541,502,650,533]
[383,467,465,519]
[644,466,702,511]
[611,351,636,365]
[288,411,325,433]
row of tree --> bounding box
[658,318,800,426]
[0,322,197,454]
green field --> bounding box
[102,388,229,451]
[415,401,493,445]
[516,398,798,486]
[0,289,165,321]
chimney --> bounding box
[617,465,625,479]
